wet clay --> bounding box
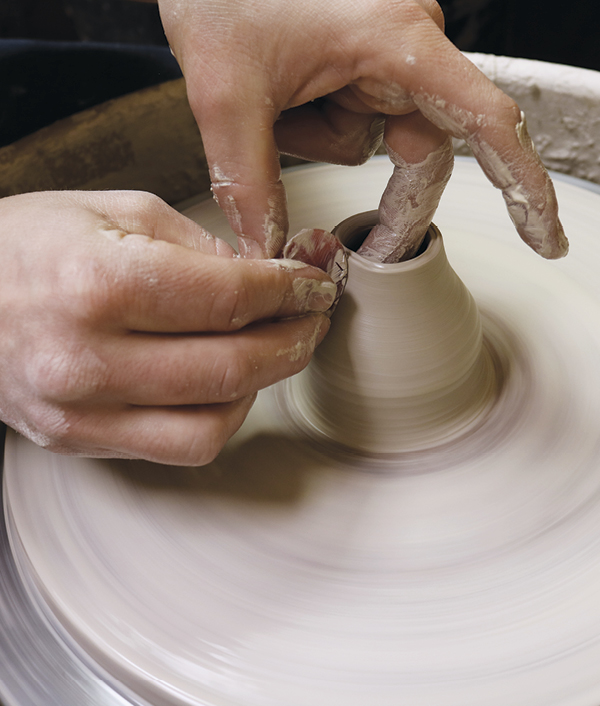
[289,218,497,453]
[6,159,600,706]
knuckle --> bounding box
[208,280,253,331]
[23,402,76,449]
[194,399,255,466]
[190,66,241,118]
[123,190,166,221]
[333,131,382,165]
[504,97,523,125]
[113,189,164,214]
[416,0,444,28]
[487,91,523,135]
[55,253,115,323]
[489,86,520,116]
[390,0,435,24]
[26,340,107,403]
[207,350,255,400]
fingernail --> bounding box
[283,228,348,312]
[238,236,265,259]
[294,278,337,312]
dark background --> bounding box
[0,0,598,147]
[2,0,599,68]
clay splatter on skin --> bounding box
[264,258,337,311]
[470,113,569,259]
[223,194,243,234]
[352,80,414,113]
[414,95,568,259]
[209,165,254,256]
[265,258,308,272]
[276,316,328,362]
[211,167,286,259]
[237,236,263,259]
[10,412,66,450]
[263,194,286,258]
[209,164,236,189]
[358,137,454,263]
[291,278,337,313]
[210,177,245,246]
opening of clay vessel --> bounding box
[333,209,432,260]
[332,210,377,252]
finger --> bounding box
[358,113,453,262]
[283,229,348,313]
[351,14,567,257]
[53,395,257,466]
[377,34,566,258]
[275,100,384,165]
[96,314,330,406]
[185,69,287,259]
[468,111,568,259]
[83,190,237,257]
[412,78,568,259]
[382,110,450,163]
[327,86,385,114]
[94,243,337,332]
[414,0,445,30]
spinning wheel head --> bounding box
[4,159,600,706]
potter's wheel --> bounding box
[4,157,600,705]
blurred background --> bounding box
[0,0,598,148]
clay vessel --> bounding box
[287,211,497,454]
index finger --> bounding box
[411,53,568,259]
[356,22,568,259]
[96,239,338,333]
[186,71,287,260]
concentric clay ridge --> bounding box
[6,160,600,706]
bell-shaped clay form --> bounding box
[286,212,498,454]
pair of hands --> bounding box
[1,0,567,464]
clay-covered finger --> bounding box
[412,88,568,259]
[415,68,567,259]
[469,111,568,259]
[358,113,453,263]
[93,241,337,332]
[352,19,568,259]
[186,75,287,259]
[96,314,330,406]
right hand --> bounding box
[0,190,335,465]
[159,0,567,260]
